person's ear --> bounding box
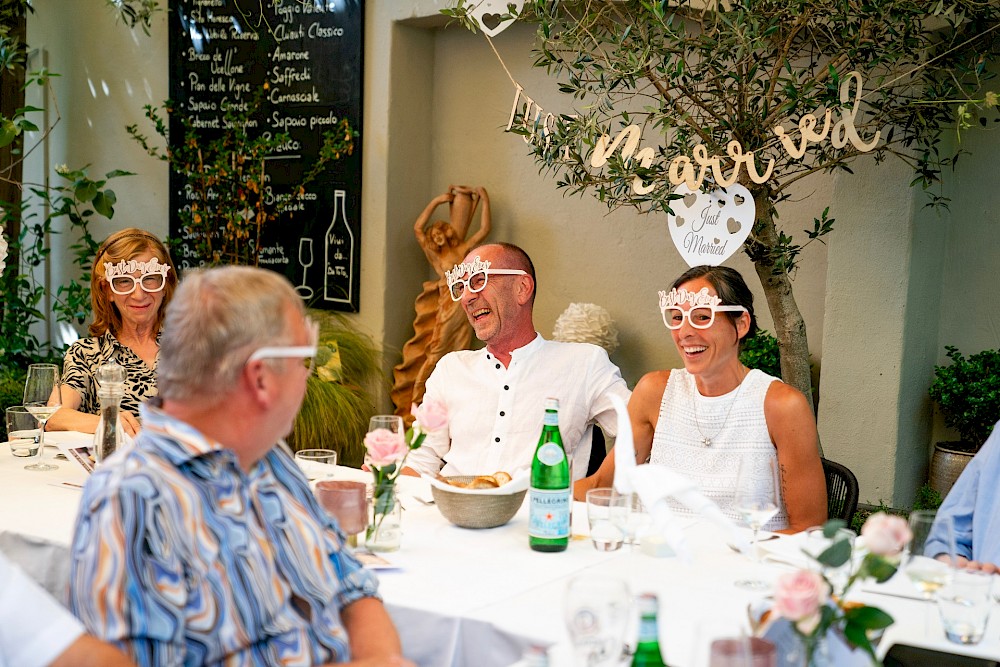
[735,311,751,341]
[243,360,274,406]
[516,275,534,306]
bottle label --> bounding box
[637,616,658,642]
[543,410,559,426]
[537,442,565,466]
[528,488,570,539]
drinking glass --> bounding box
[295,448,337,480]
[585,488,628,552]
[316,480,368,547]
[903,511,954,600]
[5,406,40,457]
[625,493,653,549]
[22,363,61,471]
[803,526,856,596]
[734,456,779,590]
[563,574,631,667]
[938,569,993,645]
[903,510,955,635]
[369,415,404,435]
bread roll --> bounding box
[492,471,512,486]
[467,476,500,489]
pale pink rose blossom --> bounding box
[861,512,912,557]
[773,570,829,634]
[411,399,448,433]
[364,428,408,467]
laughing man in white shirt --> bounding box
[404,242,631,481]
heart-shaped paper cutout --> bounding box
[481,13,502,30]
[468,0,525,37]
[666,183,755,267]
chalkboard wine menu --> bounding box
[168,0,363,311]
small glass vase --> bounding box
[786,633,830,667]
[366,484,402,552]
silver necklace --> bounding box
[692,368,748,447]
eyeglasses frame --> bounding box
[246,318,319,371]
[660,304,748,330]
[447,268,528,301]
[106,271,169,296]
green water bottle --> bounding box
[632,593,667,667]
[529,398,570,552]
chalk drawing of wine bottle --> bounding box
[324,190,353,303]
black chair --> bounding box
[821,457,859,523]
[587,427,607,476]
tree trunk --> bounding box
[748,199,817,422]
[1,8,26,282]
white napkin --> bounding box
[608,393,747,561]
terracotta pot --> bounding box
[929,442,976,496]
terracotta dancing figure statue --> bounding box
[391,185,492,421]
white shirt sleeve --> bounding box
[0,552,85,667]
[404,359,450,475]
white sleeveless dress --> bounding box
[649,368,789,531]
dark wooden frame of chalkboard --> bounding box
[167,0,364,312]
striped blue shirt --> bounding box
[69,405,379,666]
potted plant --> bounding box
[927,345,1000,494]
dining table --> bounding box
[2,433,999,667]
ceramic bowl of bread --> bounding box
[428,471,528,529]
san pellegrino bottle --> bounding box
[529,398,570,552]
[631,593,667,667]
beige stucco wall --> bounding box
[22,1,1000,507]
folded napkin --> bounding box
[607,393,747,561]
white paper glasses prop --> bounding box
[659,287,748,331]
[563,575,631,667]
[466,0,524,38]
[445,255,527,301]
[104,257,171,295]
[666,182,754,267]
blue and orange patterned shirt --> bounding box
[69,404,379,666]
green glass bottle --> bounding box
[529,398,570,552]
[632,593,667,667]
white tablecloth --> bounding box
[2,437,999,666]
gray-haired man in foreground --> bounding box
[70,266,412,666]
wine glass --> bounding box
[903,510,955,635]
[22,363,62,471]
[563,574,632,667]
[369,415,404,436]
[903,510,955,599]
[296,237,314,299]
[733,456,780,590]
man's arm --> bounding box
[336,597,414,667]
[51,636,134,667]
[401,364,451,476]
[70,485,187,665]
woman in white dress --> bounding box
[577,265,826,532]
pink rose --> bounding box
[861,512,912,557]
[364,428,408,467]
[411,399,448,433]
[773,570,829,634]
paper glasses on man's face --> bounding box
[445,256,527,301]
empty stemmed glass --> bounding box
[733,456,780,590]
[22,363,62,471]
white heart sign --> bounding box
[666,183,755,267]
[467,0,525,38]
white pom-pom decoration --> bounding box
[552,302,619,355]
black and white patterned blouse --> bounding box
[62,330,159,416]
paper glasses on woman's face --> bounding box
[658,286,746,330]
